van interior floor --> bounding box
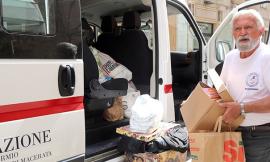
[85,118,129,157]
[85,137,122,160]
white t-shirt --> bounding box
[220,43,270,126]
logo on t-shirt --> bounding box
[245,72,259,90]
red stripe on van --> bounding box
[164,84,173,94]
[0,96,83,122]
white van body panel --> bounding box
[155,0,175,122]
[0,110,85,161]
[0,59,84,161]
[0,60,83,105]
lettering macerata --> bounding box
[20,151,52,162]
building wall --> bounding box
[187,0,270,41]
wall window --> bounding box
[260,3,267,9]
[1,0,55,35]
[218,10,223,21]
[188,3,195,15]
[167,4,199,53]
[197,22,213,42]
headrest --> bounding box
[81,18,95,46]
[57,42,77,59]
[122,11,141,29]
[101,16,117,33]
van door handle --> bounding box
[58,65,75,96]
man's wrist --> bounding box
[240,102,246,116]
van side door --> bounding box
[154,0,205,121]
[0,0,84,161]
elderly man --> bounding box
[219,9,270,162]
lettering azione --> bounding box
[0,130,51,154]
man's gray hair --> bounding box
[232,9,265,28]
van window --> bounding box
[167,4,199,53]
[1,0,55,35]
[167,3,202,122]
[215,20,233,62]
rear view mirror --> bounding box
[216,40,232,62]
[141,20,152,30]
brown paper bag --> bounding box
[103,97,124,121]
[189,116,246,162]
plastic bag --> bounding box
[130,94,163,133]
[92,48,132,81]
[122,91,140,118]
[103,97,124,122]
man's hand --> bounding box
[218,101,241,124]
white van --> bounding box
[0,0,269,161]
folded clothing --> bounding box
[117,136,146,154]
[146,124,189,153]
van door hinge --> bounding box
[158,78,163,85]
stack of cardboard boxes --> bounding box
[116,122,187,162]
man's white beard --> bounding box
[235,35,260,52]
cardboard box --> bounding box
[180,69,244,132]
[207,69,232,102]
[116,122,179,142]
[126,150,187,162]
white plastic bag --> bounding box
[122,91,140,118]
[130,94,163,133]
[91,47,111,83]
[91,47,132,81]
[122,82,140,118]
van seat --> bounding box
[95,16,118,56]
[80,18,128,113]
[113,11,153,94]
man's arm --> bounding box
[219,96,270,124]
[244,96,270,113]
